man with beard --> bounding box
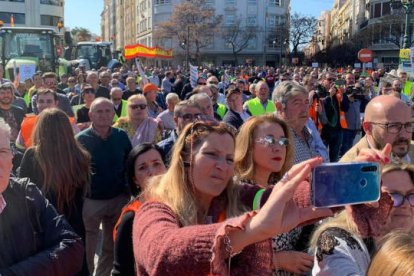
[0,83,25,142]
[341,95,414,163]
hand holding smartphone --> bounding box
[311,162,380,208]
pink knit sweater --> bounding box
[133,200,273,276]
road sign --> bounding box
[358,49,374,63]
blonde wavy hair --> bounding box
[234,114,293,184]
[143,120,242,226]
[367,230,414,276]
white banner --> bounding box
[135,59,148,85]
[190,63,198,88]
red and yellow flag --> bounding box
[124,44,173,60]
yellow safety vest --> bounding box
[246,97,276,116]
[403,81,413,97]
[113,100,128,122]
[216,103,227,119]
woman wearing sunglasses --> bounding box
[235,114,315,275]
[310,157,414,276]
[132,120,331,275]
[113,94,160,147]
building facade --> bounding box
[0,0,64,32]
[105,0,291,66]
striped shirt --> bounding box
[0,194,6,214]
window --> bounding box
[155,0,170,4]
[371,3,381,18]
[247,37,257,49]
[269,0,281,7]
[40,15,60,26]
[247,16,257,26]
[0,12,25,24]
[40,0,60,5]
[267,14,277,26]
[224,14,236,25]
[248,0,256,4]
[226,0,236,4]
[382,2,391,16]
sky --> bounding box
[65,0,335,35]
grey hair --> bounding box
[110,87,122,95]
[166,93,179,103]
[90,97,114,113]
[272,81,308,104]
[0,118,11,140]
[189,92,211,104]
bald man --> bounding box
[341,95,414,163]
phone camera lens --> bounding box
[361,166,377,172]
[360,178,368,187]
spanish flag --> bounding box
[10,14,14,27]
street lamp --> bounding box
[391,0,414,48]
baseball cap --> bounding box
[143,83,160,94]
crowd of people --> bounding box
[1,61,414,276]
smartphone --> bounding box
[311,162,380,208]
[335,79,345,86]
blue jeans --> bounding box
[322,128,343,162]
[340,129,358,157]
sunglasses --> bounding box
[129,104,147,110]
[390,192,414,208]
[182,113,202,121]
[208,81,219,84]
[327,78,336,82]
[256,135,289,147]
[198,82,207,85]
[83,89,95,94]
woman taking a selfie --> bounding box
[310,156,414,276]
[132,120,332,275]
[235,114,314,275]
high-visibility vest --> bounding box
[403,81,413,97]
[216,103,227,119]
[113,100,128,122]
[245,97,276,116]
[336,91,348,129]
[309,98,323,131]
[21,114,76,148]
[23,92,30,107]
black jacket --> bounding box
[223,108,247,130]
[0,178,84,276]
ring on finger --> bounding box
[281,172,290,183]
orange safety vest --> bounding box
[336,90,348,129]
[21,115,76,148]
[309,98,323,131]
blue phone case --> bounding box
[311,162,380,208]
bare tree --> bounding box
[220,16,258,65]
[154,0,222,63]
[290,13,317,56]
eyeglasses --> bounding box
[37,99,55,104]
[44,81,56,86]
[256,135,289,147]
[390,192,414,208]
[327,78,336,82]
[129,104,147,110]
[369,122,414,134]
[181,113,202,121]
[83,89,95,94]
